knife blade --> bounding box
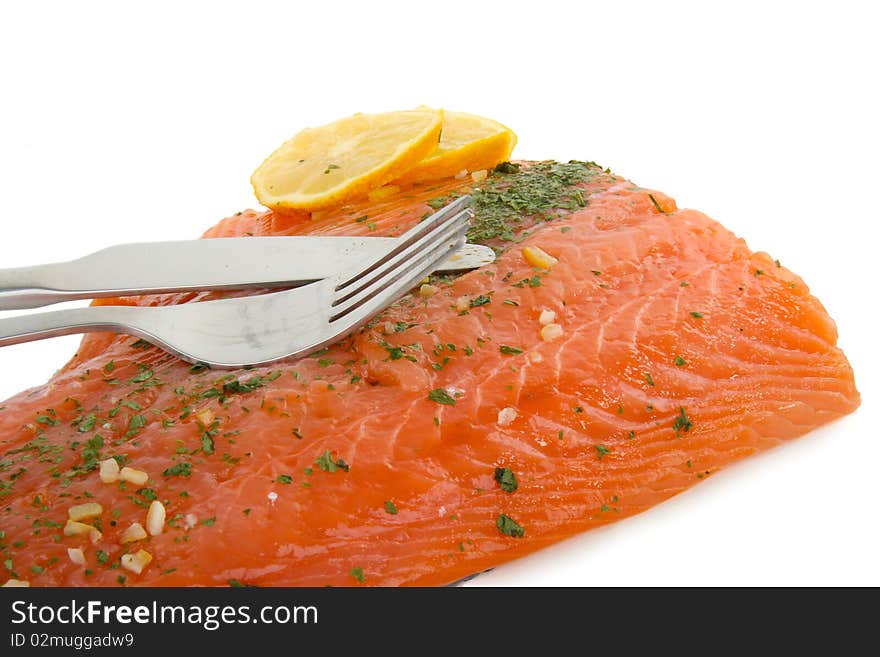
[0,236,496,311]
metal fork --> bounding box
[0,197,473,368]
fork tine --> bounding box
[329,228,467,326]
[329,216,470,323]
[334,205,472,308]
[335,195,471,292]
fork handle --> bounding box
[0,305,149,348]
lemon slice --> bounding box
[251,108,443,211]
[393,111,517,184]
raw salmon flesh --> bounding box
[0,161,859,586]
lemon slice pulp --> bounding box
[394,111,517,184]
[251,108,443,211]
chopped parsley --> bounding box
[162,462,192,477]
[78,413,97,433]
[469,294,492,307]
[496,514,524,538]
[350,567,365,583]
[648,194,666,214]
[645,373,655,386]
[594,444,611,460]
[428,388,456,406]
[499,345,523,355]
[494,467,518,493]
[315,450,349,473]
[437,161,608,244]
[276,474,293,484]
[673,407,693,434]
[690,311,704,319]
[674,356,688,366]
[384,500,398,515]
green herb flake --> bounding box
[645,373,655,387]
[162,462,192,478]
[496,514,525,538]
[690,311,704,319]
[130,367,154,384]
[648,193,667,214]
[594,444,611,461]
[499,345,523,355]
[673,407,693,434]
[428,388,456,406]
[384,500,398,515]
[276,474,293,484]
[201,517,216,527]
[494,467,518,493]
[78,413,97,433]
[350,567,365,583]
[315,450,349,473]
[674,356,688,366]
[469,294,492,308]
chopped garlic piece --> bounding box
[63,520,93,537]
[419,283,439,298]
[89,528,102,545]
[454,169,469,180]
[184,513,198,530]
[2,579,29,587]
[146,500,166,536]
[120,522,147,544]
[119,467,149,486]
[471,169,488,182]
[67,547,86,566]
[529,352,544,363]
[121,549,152,575]
[539,309,556,325]
[99,457,120,483]
[522,246,559,269]
[194,407,215,426]
[454,296,470,312]
[497,407,518,426]
[541,323,564,342]
[68,502,102,521]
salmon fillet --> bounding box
[0,161,859,586]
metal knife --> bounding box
[0,236,495,311]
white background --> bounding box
[0,1,877,585]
